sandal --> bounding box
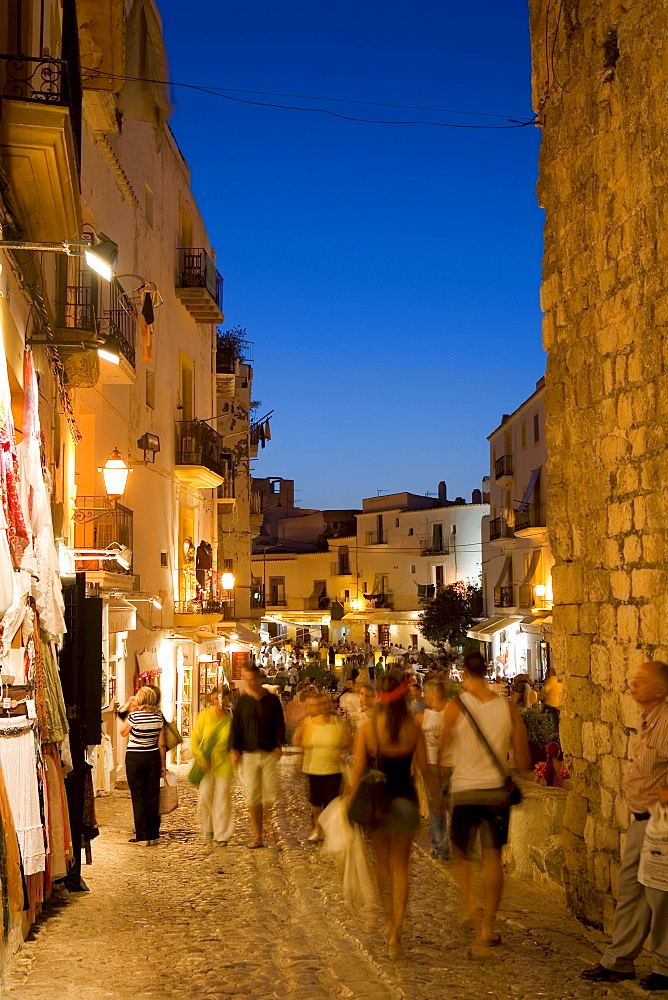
[247,839,265,849]
[481,933,502,947]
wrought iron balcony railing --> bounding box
[494,585,514,608]
[176,248,224,322]
[494,455,513,480]
[101,279,136,368]
[489,516,513,542]
[56,255,98,334]
[514,503,546,533]
[72,497,133,574]
[0,54,70,105]
[176,419,225,478]
[420,541,450,556]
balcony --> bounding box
[420,542,450,556]
[494,586,515,609]
[304,596,330,611]
[365,530,388,545]
[175,420,225,489]
[330,561,351,576]
[489,517,514,543]
[364,592,395,610]
[175,249,224,324]
[98,279,136,384]
[494,455,513,483]
[72,497,133,579]
[174,570,235,626]
[266,598,287,608]
[0,55,81,242]
[514,503,547,537]
[54,255,99,386]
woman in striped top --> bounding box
[119,686,166,846]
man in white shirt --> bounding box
[416,679,451,859]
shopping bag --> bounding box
[162,718,183,751]
[159,771,179,814]
[638,805,668,891]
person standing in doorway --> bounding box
[441,651,529,949]
[229,665,285,848]
[581,661,668,991]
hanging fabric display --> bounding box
[0,718,45,877]
[16,351,66,639]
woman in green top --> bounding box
[191,688,234,845]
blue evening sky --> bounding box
[158,0,545,509]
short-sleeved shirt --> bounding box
[229,691,285,753]
[126,710,163,751]
[625,700,668,813]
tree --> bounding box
[417,581,483,652]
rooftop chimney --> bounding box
[438,481,447,503]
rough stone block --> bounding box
[594,854,611,892]
[596,820,621,853]
[581,722,598,763]
[560,716,583,758]
[591,643,611,686]
[564,634,593,677]
[601,754,620,790]
[611,570,631,602]
[594,723,613,755]
[552,562,584,603]
[617,604,639,644]
[622,534,642,564]
[553,603,579,635]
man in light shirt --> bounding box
[581,661,668,991]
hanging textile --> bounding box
[41,639,68,745]
[141,290,155,363]
[43,747,72,881]
[23,607,48,746]
[0,338,28,574]
[0,718,45,877]
[0,760,25,933]
[16,351,66,639]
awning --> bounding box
[520,614,553,635]
[521,551,540,585]
[467,616,522,641]
[517,468,541,512]
[216,624,260,646]
[495,556,512,587]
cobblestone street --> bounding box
[3,751,642,1000]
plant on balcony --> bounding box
[417,581,482,653]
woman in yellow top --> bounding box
[191,688,234,845]
[294,692,352,841]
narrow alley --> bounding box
[4,752,638,1000]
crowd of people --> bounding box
[116,654,668,984]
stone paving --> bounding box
[2,750,646,1000]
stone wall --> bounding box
[528,0,668,928]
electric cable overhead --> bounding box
[82,66,538,130]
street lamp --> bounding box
[99,448,131,497]
[27,331,122,364]
[221,572,235,591]
[0,232,118,281]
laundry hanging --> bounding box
[141,289,155,363]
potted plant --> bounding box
[520,709,558,767]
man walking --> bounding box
[229,664,285,848]
[416,679,452,860]
[581,660,668,991]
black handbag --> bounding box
[347,718,390,828]
[456,696,523,807]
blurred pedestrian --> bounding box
[191,687,234,845]
[229,664,285,849]
[349,672,443,959]
[119,686,166,847]
[416,679,451,859]
[541,667,563,734]
[294,693,351,841]
[441,651,529,949]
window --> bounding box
[521,420,527,450]
[268,577,286,606]
[223,558,233,572]
[395,518,400,527]
[435,565,444,588]
[410,564,416,574]
[409,634,418,648]
[363,582,368,593]
[534,413,540,443]
[407,527,414,536]
[160,551,168,567]
[145,370,155,409]
[344,589,350,600]
[270,479,281,494]
[378,624,390,646]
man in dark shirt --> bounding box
[229,664,285,848]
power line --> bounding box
[82,67,538,130]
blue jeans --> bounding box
[428,764,450,858]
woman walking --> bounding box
[191,687,234,845]
[119,686,166,846]
[440,651,530,949]
[294,692,351,841]
[348,673,443,958]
